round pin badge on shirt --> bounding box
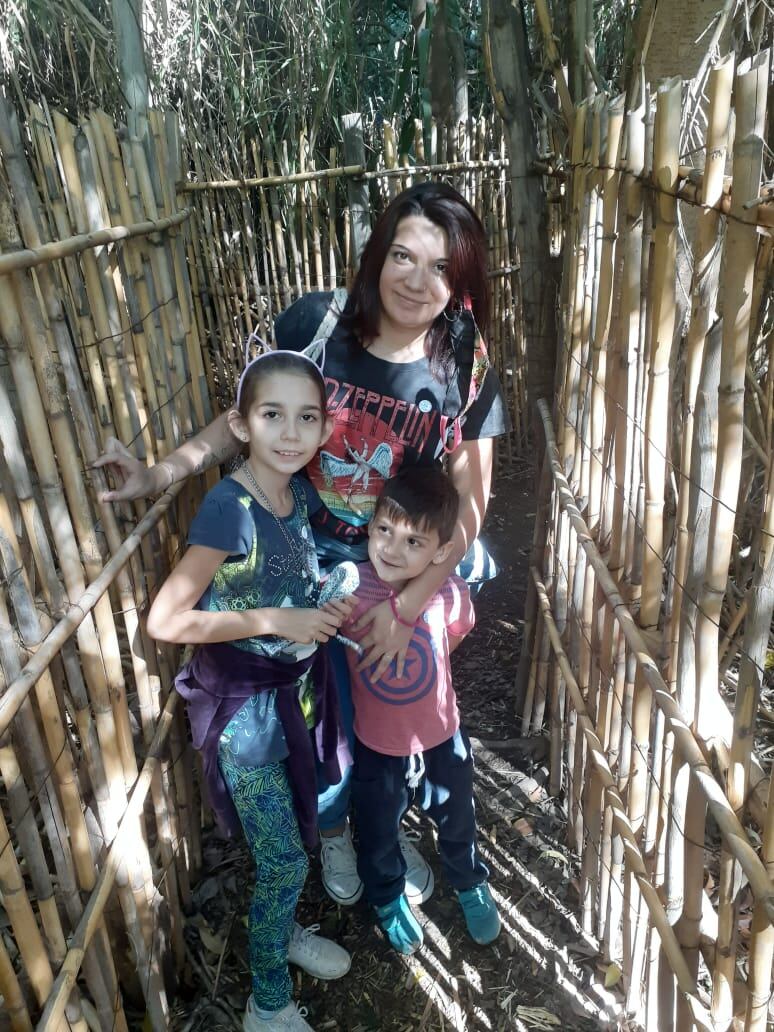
[418,399,432,413]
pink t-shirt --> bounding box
[343,562,475,756]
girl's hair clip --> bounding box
[236,331,272,408]
[235,332,328,409]
[301,337,328,371]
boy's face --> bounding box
[368,509,452,588]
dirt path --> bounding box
[167,462,621,1032]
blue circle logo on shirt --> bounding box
[365,625,435,706]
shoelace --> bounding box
[322,837,355,874]
[464,885,489,910]
[398,827,421,847]
[292,923,321,952]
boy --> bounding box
[342,466,501,955]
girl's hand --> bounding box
[354,598,414,679]
[270,598,356,645]
[93,438,169,502]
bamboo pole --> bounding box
[665,58,734,1031]
[538,398,774,923]
[673,319,722,1028]
[701,51,770,1030]
[558,102,588,472]
[739,454,774,1031]
[587,94,624,534]
[621,80,680,1023]
[637,79,681,1027]
[178,157,509,191]
[0,208,190,275]
[328,146,338,289]
[0,925,32,1032]
[586,94,625,950]
[533,0,575,131]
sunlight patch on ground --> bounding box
[399,951,493,1031]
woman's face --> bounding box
[377,215,451,336]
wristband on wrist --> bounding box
[389,594,415,629]
[157,461,175,494]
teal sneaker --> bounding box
[374,894,424,955]
[457,882,501,944]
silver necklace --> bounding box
[240,461,311,580]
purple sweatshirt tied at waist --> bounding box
[175,642,349,848]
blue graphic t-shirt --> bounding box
[188,473,322,662]
[188,473,322,767]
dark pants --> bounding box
[351,727,488,907]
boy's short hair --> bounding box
[373,467,459,545]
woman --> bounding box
[97,181,510,910]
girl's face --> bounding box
[234,371,331,477]
[378,215,451,338]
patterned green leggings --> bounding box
[219,757,308,1011]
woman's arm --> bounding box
[147,545,353,646]
[355,437,494,676]
[94,412,241,502]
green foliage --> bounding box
[1,0,640,168]
[1,0,120,115]
[1,0,495,166]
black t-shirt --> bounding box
[275,291,510,544]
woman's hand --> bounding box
[353,598,414,679]
[93,438,170,502]
[270,598,356,645]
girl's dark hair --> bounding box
[343,182,490,374]
[374,466,459,545]
[237,351,327,418]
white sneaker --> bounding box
[243,998,313,1031]
[399,829,434,904]
[320,825,363,906]
[288,922,351,979]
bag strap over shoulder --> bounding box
[302,288,348,369]
[312,288,348,345]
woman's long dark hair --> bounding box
[342,182,490,374]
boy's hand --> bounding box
[269,598,355,645]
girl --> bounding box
[101,182,510,912]
[147,350,354,1032]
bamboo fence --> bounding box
[522,48,774,1031]
[177,112,528,454]
[0,95,526,1028]
[0,97,212,1031]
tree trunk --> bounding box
[111,0,149,140]
[483,0,558,430]
[428,0,469,127]
[444,0,469,126]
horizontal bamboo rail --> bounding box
[537,398,774,925]
[179,157,510,191]
[533,160,774,231]
[0,484,183,738]
[37,687,180,1032]
[531,569,714,1032]
[0,208,191,275]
